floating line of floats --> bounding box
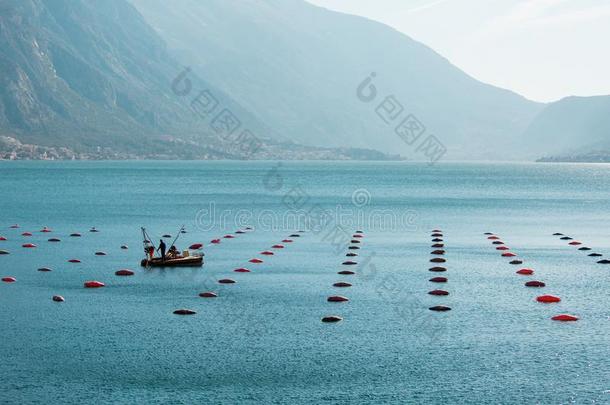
[322,230,364,323]
[552,232,607,264]
[428,229,451,312]
[484,232,578,322]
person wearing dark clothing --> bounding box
[157,239,167,261]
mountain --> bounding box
[525,96,610,161]
[0,0,386,160]
[130,0,544,161]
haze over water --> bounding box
[1,161,609,403]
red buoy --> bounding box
[352,234,363,238]
[569,241,582,245]
[40,228,52,233]
[502,252,517,257]
[210,239,221,244]
[173,309,196,315]
[431,250,445,255]
[199,292,218,298]
[234,268,250,273]
[536,295,561,303]
[487,236,499,240]
[327,295,349,302]
[552,314,578,322]
[84,281,105,288]
[429,267,447,272]
[115,269,134,276]
[52,295,65,302]
[68,259,81,263]
[218,278,236,284]
[282,239,293,243]
[525,280,546,287]
[431,243,444,248]
[0,236,6,241]
[189,243,203,250]
[260,251,274,255]
[429,277,448,283]
[22,232,33,236]
[321,315,343,322]
[2,277,16,283]
[272,244,284,249]
[338,270,355,275]
[249,258,263,264]
[516,268,534,275]
[430,258,446,263]
[223,234,235,239]
[333,282,352,287]
[496,246,509,251]
[428,289,449,296]
[22,243,36,248]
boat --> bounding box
[140,227,204,268]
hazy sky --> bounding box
[306,0,610,102]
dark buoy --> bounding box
[115,269,134,276]
[321,315,342,323]
[52,295,65,302]
[90,227,99,233]
[597,259,610,264]
[272,244,284,249]
[432,229,442,233]
[428,289,449,296]
[537,295,561,303]
[430,258,446,263]
[235,230,246,234]
[578,247,591,251]
[348,246,360,250]
[48,238,61,242]
[211,239,221,244]
[249,258,263,264]
[327,295,349,302]
[121,245,129,250]
[432,238,443,242]
[2,277,16,283]
[525,280,546,287]
[431,250,445,255]
[352,234,363,238]
[346,253,358,257]
[199,292,217,298]
[342,261,357,265]
[560,236,572,240]
[429,277,447,283]
[22,243,36,248]
[431,233,443,237]
[355,230,364,234]
[68,259,81,263]
[0,250,9,255]
[516,268,534,275]
[173,309,196,315]
[289,234,300,237]
[218,278,236,284]
[234,268,250,273]
[70,233,81,237]
[38,267,52,272]
[260,251,274,255]
[431,243,444,248]
[84,281,104,288]
[245,227,254,230]
[350,239,361,244]
[22,232,33,236]
[333,282,352,287]
[338,270,355,275]
[552,314,578,322]
[492,241,504,245]
[589,253,602,257]
[10,224,19,229]
[95,251,107,256]
[510,260,523,265]
[553,233,563,236]
[429,267,447,272]
[189,243,203,250]
[429,305,451,311]
[484,232,493,235]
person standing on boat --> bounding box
[157,239,167,262]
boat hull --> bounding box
[140,256,203,268]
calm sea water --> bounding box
[1,161,609,404]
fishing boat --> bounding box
[140,227,204,268]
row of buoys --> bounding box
[553,233,605,264]
[208,226,255,246]
[323,230,364,323]
[428,229,450,311]
[486,232,577,322]
[192,230,302,312]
